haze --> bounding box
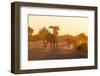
[28,15,88,36]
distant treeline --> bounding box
[28,26,88,49]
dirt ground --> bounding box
[28,41,88,60]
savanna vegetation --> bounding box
[28,26,88,60]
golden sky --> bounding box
[28,15,88,36]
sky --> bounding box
[28,15,88,36]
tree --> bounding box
[76,33,88,45]
[65,35,78,49]
[38,27,49,40]
[38,27,49,48]
[49,26,59,35]
[32,26,60,49]
[28,26,34,41]
[48,26,60,48]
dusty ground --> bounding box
[28,41,88,60]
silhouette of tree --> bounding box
[38,26,60,49]
[76,33,88,45]
[37,27,49,48]
[38,27,49,40]
[49,26,59,35]
[48,26,60,48]
[65,35,78,49]
[28,26,34,41]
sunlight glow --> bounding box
[28,15,88,36]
